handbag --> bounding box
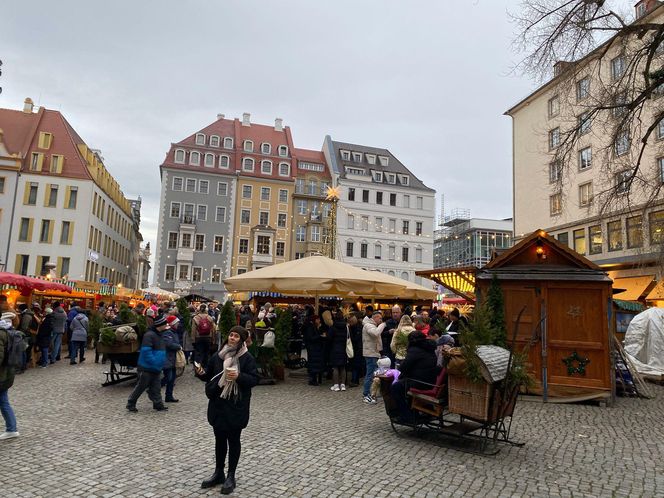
[262,330,275,348]
[175,349,186,369]
[345,325,354,359]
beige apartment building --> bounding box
[506,0,664,289]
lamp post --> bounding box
[323,185,340,259]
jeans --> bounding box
[363,357,378,397]
[127,370,163,407]
[0,389,17,432]
[162,367,176,400]
[51,333,63,362]
[39,347,49,367]
[69,341,86,363]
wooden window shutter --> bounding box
[38,132,52,149]
[64,187,71,208]
[67,222,74,245]
[34,256,42,276]
[36,153,44,171]
[14,255,22,274]
[56,257,62,276]
[26,218,34,242]
[23,183,31,204]
[44,184,51,206]
[47,219,54,243]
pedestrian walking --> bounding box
[69,309,88,365]
[126,315,169,412]
[0,312,20,440]
[195,326,259,494]
[327,310,349,392]
[162,315,183,403]
[36,307,54,368]
[50,301,67,363]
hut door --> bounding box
[502,285,541,381]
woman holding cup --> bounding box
[195,325,259,494]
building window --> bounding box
[261,160,272,174]
[214,236,224,253]
[170,202,181,218]
[615,170,632,194]
[379,155,389,166]
[376,192,383,205]
[276,241,285,257]
[211,268,221,283]
[389,193,397,206]
[340,150,350,160]
[259,211,269,226]
[579,182,593,206]
[649,210,664,245]
[359,243,367,258]
[374,244,382,260]
[607,220,623,252]
[348,188,355,201]
[197,205,207,221]
[352,152,363,162]
[578,112,591,135]
[386,173,396,184]
[195,133,206,145]
[366,154,376,165]
[189,151,200,166]
[375,217,383,232]
[242,158,254,171]
[389,219,396,233]
[278,213,287,228]
[279,163,290,176]
[346,241,354,257]
[183,203,194,219]
[195,234,205,251]
[361,216,369,231]
[217,182,228,196]
[589,225,602,255]
[261,143,271,154]
[256,235,270,255]
[243,140,253,152]
[611,55,625,80]
[415,247,423,263]
[204,153,215,167]
[185,178,196,192]
[215,206,226,222]
[296,226,306,242]
[294,253,304,260]
[242,185,253,198]
[237,268,247,275]
[210,135,220,147]
[389,245,396,261]
[573,228,586,255]
[372,171,383,182]
[190,267,202,283]
[40,220,51,243]
[30,152,43,171]
[178,264,190,280]
[400,175,410,186]
[239,239,249,254]
[223,137,233,149]
[27,183,38,205]
[557,232,569,246]
[279,189,288,203]
[362,189,369,202]
[402,247,409,262]
[615,130,630,156]
[626,215,643,248]
[240,209,251,224]
[47,185,58,207]
[659,158,664,183]
[181,233,192,248]
[219,155,230,168]
[311,225,320,242]
[549,128,560,150]
[165,265,175,281]
[278,145,288,157]
[297,199,307,215]
[576,77,590,100]
[172,177,183,191]
[416,221,423,236]
[548,95,560,117]
[60,257,70,277]
[347,214,354,230]
[198,180,209,194]
[548,161,562,183]
[578,147,592,170]
[550,193,562,216]
[50,155,63,173]
[401,271,409,281]
[260,187,270,201]
[19,218,31,242]
[402,220,409,235]
[403,195,410,208]
[416,196,423,209]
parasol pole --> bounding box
[315,291,319,313]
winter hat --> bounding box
[45,307,53,314]
[166,315,179,326]
[153,315,169,328]
[146,308,155,317]
[229,325,249,343]
[377,357,391,369]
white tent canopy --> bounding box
[142,286,179,300]
[623,307,664,377]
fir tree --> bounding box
[218,300,236,342]
[176,298,192,333]
[487,275,507,348]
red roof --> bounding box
[293,147,331,179]
[0,108,41,157]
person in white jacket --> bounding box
[362,311,385,403]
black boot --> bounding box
[126,404,137,413]
[153,404,168,411]
[220,473,236,494]
[201,468,225,489]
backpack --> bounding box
[3,327,25,369]
[197,316,212,336]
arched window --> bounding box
[401,271,409,281]
[223,137,233,149]
[195,133,206,145]
[261,160,272,174]
[261,143,271,154]
[279,162,290,176]
[189,151,200,166]
[210,135,220,147]
[243,140,254,152]
[174,149,185,164]
[219,155,230,169]
[388,270,395,276]
[242,157,254,172]
[204,153,215,167]
[278,145,289,157]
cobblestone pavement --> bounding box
[2,358,664,498]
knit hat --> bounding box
[166,315,179,326]
[153,315,169,328]
[45,307,53,314]
[377,357,391,369]
[229,325,249,343]
[146,308,155,317]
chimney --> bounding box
[217,113,225,121]
[274,118,283,132]
[553,61,573,77]
[242,112,251,127]
[23,97,34,113]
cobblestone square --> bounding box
[2,360,664,497]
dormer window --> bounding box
[352,152,363,162]
[378,155,389,166]
[204,153,215,167]
[190,151,201,166]
[243,140,254,152]
[174,149,185,164]
[261,160,273,174]
[223,137,234,149]
[219,155,230,169]
[345,166,365,176]
[340,150,350,161]
[210,135,220,147]
[279,162,290,176]
[366,154,376,165]
[278,145,289,157]
[372,171,383,183]
[400,175,409,186]
[195,133,206,145]
[386,173,396,184]
[261,143,271,154]
[242,157,255,172]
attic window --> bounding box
[223,137,234,149]
[195,133,206,145]
[340,150,350,161]
[372,171,383,183]
[345,166,365,176]
[243,140,254,152]
[278,145,289,157]
[261,143,271,154]
[210,135,220,147]
[366,154,376,165]
[386,173,396,184]
[400,175,409,186]
[352,152,363,162]
[378,155,389,166]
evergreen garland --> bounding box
[272,308,292,367]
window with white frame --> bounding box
[352,152,363,162]
[204,153,215,167]
[165,265,175,281]
[183,203,195,218]
[223,137,233,149]
[243,140,253,152]
[375,244,382,260]
[366,154,376,165]
[416,196,423,209]
[242,157,254,171]
[348,214,354,229]
[416,221,423,236]
[211,268,221,283]
[278,145,288,157]
[210,135,220,147]
[611,55,625,80]
[190,151,201,166]
[279,162,290,176]
[361,216,368,231]
[550,193,562,215]
[219,155,230,168]
[346,166,365,175]
[172,177,183,191]
[403,195,410,208]
[167,232,178,249]
[298,161,324,172]
[213,235,224,253]
[577,112,591,135]
[415,247,422,263]
[389,244,396,260]
[195,133,206,145]
[256,236,271,255]
[402,220,409,235]
[259,211,269,225]
[217,182,228,196]
[615,130,630,156]
[185,178,196,192]
[340,150,350,160]
[579,147,592,170]
[296,226,306,242]
[242,185,252,198]
[549,161,562,183]
[549,128,560,150]
[197,205,207,221]
[241,209,250,224]
[295,199,305,215]
[386,173,396,184]
[261,160,272,174]
[375,217,383,232]
[278,213,287,228]
[195,234,205,251]
[389,218,396,233]
[239,239,248,254]
[579,182,593,206]
[279,189,288,203]
[261,143,271,154]
[181,233,192,248]
[198,180,209,194]
[276,241,285,257]
[659,157,664,183]
[548,95,560,117]
[658,119,664,140]
[576,77,590,100]
[378,156,389,166]
[170,202,181,218]
[174,149,185,163]
[320,182,330,196]
[310,225,320,242]
[260,187,270,201]
[400,175,409,186]
[215,206,226,222]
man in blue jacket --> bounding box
[126,315,168,412]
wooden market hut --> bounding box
[419,229,615,403]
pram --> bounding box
[285,338,307,369]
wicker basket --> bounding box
[448,374,493,421]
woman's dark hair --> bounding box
[334,309,344,321]
[408,330,427,344]
[450,308,460,318]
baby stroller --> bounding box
[285,338,307,369]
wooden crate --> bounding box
[448,374,493,422]
[96,341,139,354]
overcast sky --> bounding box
[1,0,533,278]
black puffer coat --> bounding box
[36,314,54,349]
[303,320,324,374]
[201,351,259,431]
[399,338,439,390]
[327,320,348,367]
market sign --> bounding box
[71,280,101,293]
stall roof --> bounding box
[646,280,664,301]
[415,267,477,302]
[612,276,655,301]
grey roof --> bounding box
[329,139,434,192]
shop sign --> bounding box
[72,280,101,293]
[88,250,99,262]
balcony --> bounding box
[179,215,196,228]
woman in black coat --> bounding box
[327,310,349,391]
[303,307,324,386]
[195,326,259,495]
[36,311,54,367]
[348,314,364,386]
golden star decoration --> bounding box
[325,186,340,201]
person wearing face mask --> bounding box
[195,326,259,495]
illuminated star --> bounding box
[326,186,340,200]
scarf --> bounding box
[216,343,248,399]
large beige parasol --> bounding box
[364,271,438,300]
[223,255,407,308]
